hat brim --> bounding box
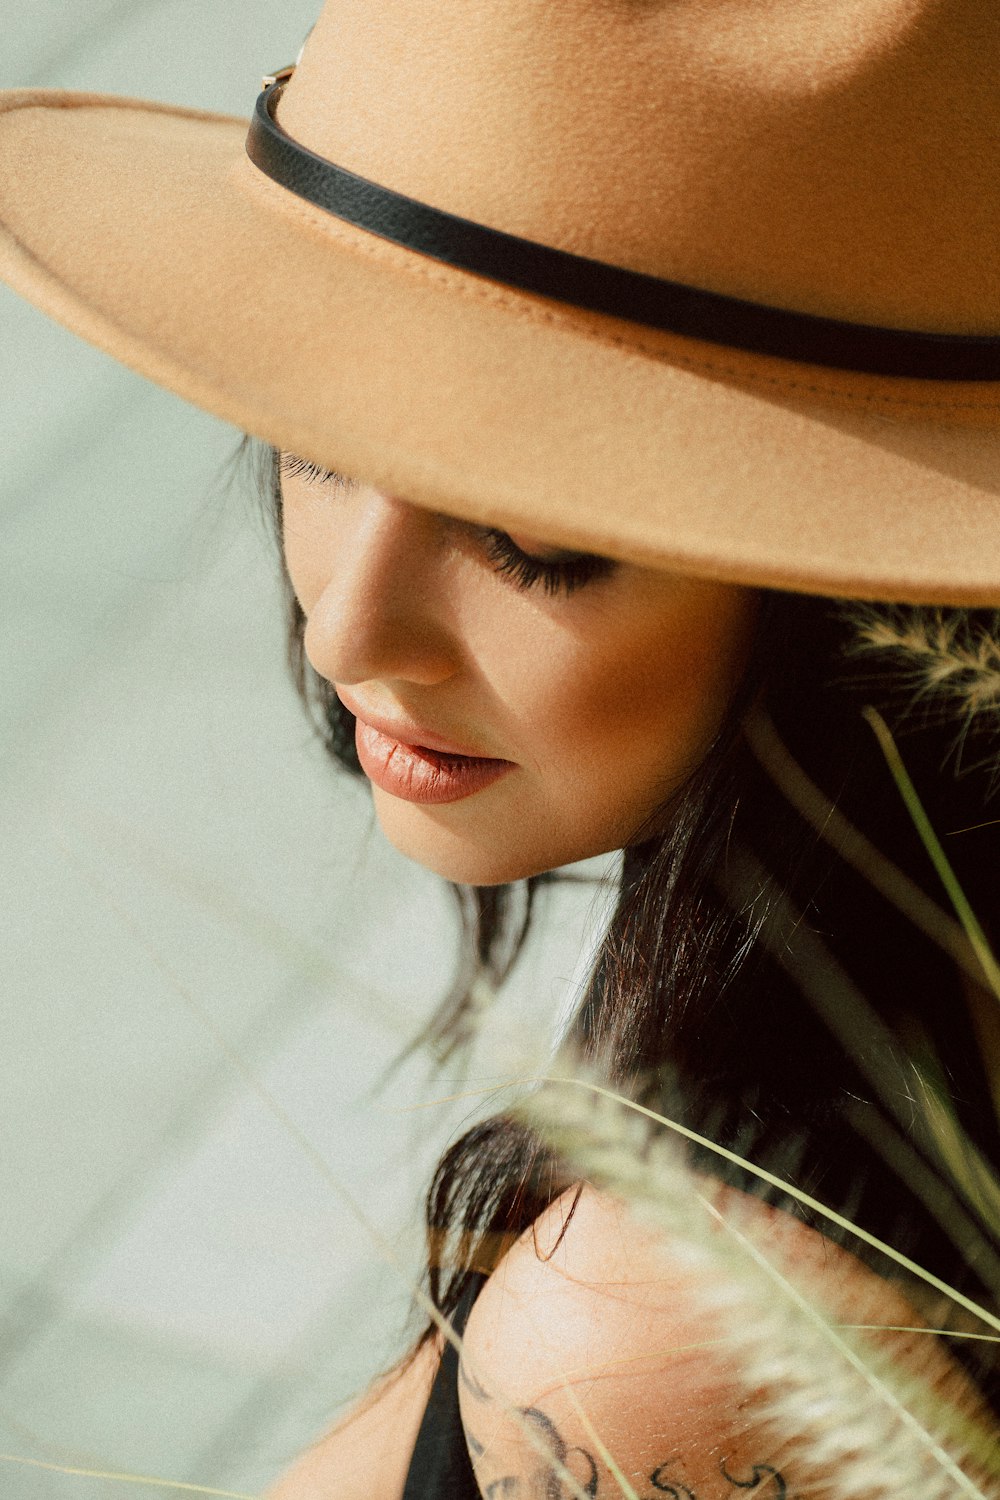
[2,88,999,605]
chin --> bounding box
[372,790,572,885]
[383,825,549,886]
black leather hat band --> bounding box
[246,82,1000,381]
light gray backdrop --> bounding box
[0,8,614,1497]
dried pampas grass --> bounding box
[521,1071,1000,1500]
[842,606,1000,775]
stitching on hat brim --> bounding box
[241,159,1000,421]
[2,90,998,422]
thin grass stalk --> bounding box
[542,1075,1000,1336]
[522,1074,998,1499]
[719,843,1000,1272]
[910,1070,1000,1229]
[862,707,1000,1004]
[744,710,980,981]
[746,706,1000,1137]
[53,836,609,1500]
[0,1452,259,1499]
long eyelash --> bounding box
[480,529,614,598]
[278,451,610,597]
[278,452,353,488]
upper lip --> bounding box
[336,689,509,761]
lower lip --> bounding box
[354,721,514,805]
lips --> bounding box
[337,690,515,805]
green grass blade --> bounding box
[862,707,1000,1002]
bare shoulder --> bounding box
[458,1183,988,1499]
[266,1335,441,1500]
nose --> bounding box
[299,488,458,688]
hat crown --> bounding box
[277,0,999,335]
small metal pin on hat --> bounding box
[261,65,296,91]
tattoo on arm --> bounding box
[649,1458,789,1499]
[718,1460,787,1497]
[461,1356,787,1500]
[460,1365,599,1499]
[459,1356,493,1406]
[650,1460,697,1498]
[521,1406,599,1500]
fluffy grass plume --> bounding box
[521,1070,999,1500]
[843,605,1000,777]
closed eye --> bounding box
[278,452,355,488]
[278,451,615,597]
[477,528,616,597]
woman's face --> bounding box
[280,455,757,885]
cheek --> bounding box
[503,590,753,833]
[602,619,740,761]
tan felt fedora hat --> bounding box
[1,0,999,604]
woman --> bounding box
[262,471,1000,1498]
[1,2,998,1495]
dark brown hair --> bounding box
[249,437,999,1406]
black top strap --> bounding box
[402,1276,487,1500]
[246,82,1000,381]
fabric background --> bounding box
[0,7,610,1496]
